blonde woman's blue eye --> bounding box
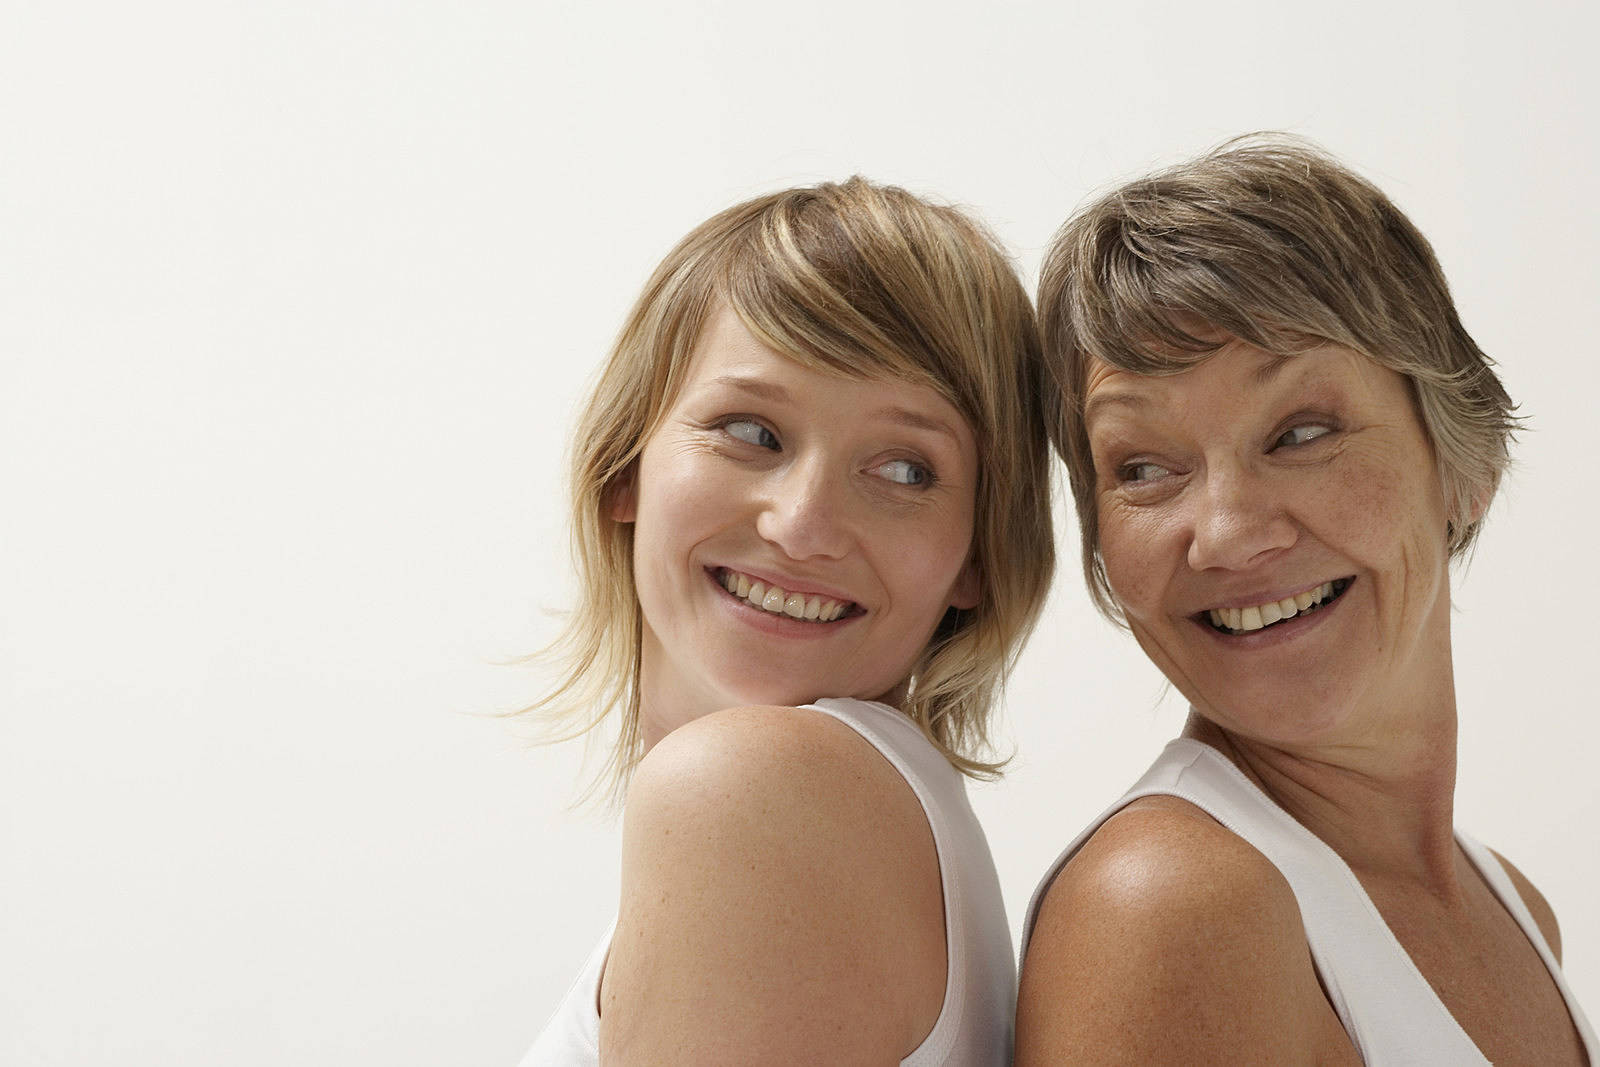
[875,459,932,486]
[725,420,778,449]
[1276,425,1332,448]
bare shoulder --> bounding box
[1487,846,1564,961]
[1025,795,1304,977]
[1017,796,1337,1066]
[601,705,945,1066]
[630,704,906,803]
[621,705,933,859]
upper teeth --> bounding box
[720,570,851,622]
[1208,581,1339,633]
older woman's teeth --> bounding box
[720,570,850,622]
[1208,582,1342,633]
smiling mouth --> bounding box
[717,568,856,623]
[1204,579,1351,634]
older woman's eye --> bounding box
[1121,461,1172,484]
[871,458,935,487]
[724,419,779,450]
[1275,424,1333,448]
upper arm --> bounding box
[1489,847,1564,962]
[598,707,945,1067]
[1016,800,1333,1066]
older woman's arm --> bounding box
[1016,798,1346,1066]
[598,706,946,1067]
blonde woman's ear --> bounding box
[608,464,639,523]
[949,558,981,612]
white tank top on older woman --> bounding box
[1022,737,1598,1066]
[521,696,1017,1066]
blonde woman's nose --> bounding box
[754,457,852,561]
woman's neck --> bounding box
[1183,702,1464,896]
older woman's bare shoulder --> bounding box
[1487,847,1565,961]
[1036,793,1299,948]
[1018,796,1336,1065]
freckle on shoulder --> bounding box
[1036,795,1303,951]
[638,705,868,773]
[1020,794,1331,1064]
[1489,846,1564,960]
[628,705,907,823]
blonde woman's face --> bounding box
[614,306,980,746]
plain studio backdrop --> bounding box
[3,1,1596,1063]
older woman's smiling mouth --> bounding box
[1204,579,1351,634]
[716,568,856,622]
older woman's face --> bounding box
[1085,338,1456,746]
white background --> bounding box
[4,1,1597,1063]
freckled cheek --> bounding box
[1319,461,1444,560]
[1107,568,1164,626]
[897,529,971,591]
[876,508,978,609]
[639,455,739,524]
[1098,507,1173,620]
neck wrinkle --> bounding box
[1182,706,1466,899]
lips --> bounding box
[1204,579,1350,634]
[717,568,855,622]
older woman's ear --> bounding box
[1450,480,1495,542]
[1441,468,1496,547]
[1467,483,1494,526]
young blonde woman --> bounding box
[522,177,1054,1066]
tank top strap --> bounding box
[1024,738,1487,1066]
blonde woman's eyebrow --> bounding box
[702,373,964,443]
[702,374,792,403]
[868,405,966,444]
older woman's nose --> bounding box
[1185,470,1297,572]
[754,458,853,561]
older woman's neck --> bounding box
[1182,710,1464,892]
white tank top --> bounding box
[1022,738,1598,1065]
[521,697,1016,1065]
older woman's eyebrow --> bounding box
[1251,353,1295,386]
[1084,354,1296,423]
[1083,389,1150,424]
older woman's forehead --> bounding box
[1085,340,1414,423]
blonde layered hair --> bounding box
[533,176,1053,800]
[1040,134,1516,619]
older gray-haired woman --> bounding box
[1017,136,1596,1066]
